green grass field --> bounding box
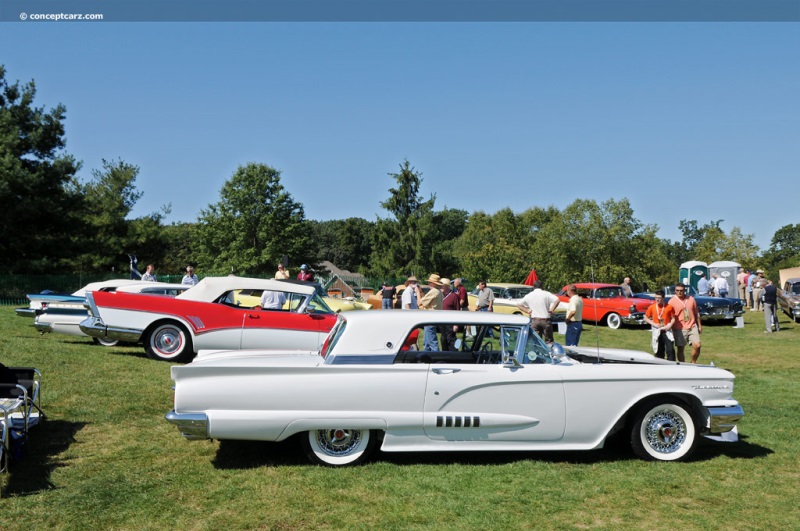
[1,306,799,529]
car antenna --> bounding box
[590,260,601,364]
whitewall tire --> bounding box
[631,400,697,461]
[303,429,376,466]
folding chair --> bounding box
[0,364,43,473]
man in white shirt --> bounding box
[260,290,286,310]
[564,284,583,346]
[517,280,560,344]
[401,276,419,309]
[714,274,729,298]
[182,266,199,286]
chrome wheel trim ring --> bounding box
[643,409,687,454]
[314,429,363,457]
[152,326,184,358]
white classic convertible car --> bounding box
[166,311,744,466]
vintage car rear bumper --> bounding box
[165,410,209,440]
[707,404,745,433]
[79,317,143,343]
[15,308,36,318]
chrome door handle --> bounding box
[432,368,461,374]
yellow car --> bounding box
[467,283,535,314]
[234,280,371,312]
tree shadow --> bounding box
[2,419,87,496]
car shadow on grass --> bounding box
[210,433,772,469]
[2,419,86,496]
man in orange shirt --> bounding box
[668,283,702,363]
[644,289,676,361]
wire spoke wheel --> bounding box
[303,428,376,466]
[631,400,696,461]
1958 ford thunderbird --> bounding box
[166,310,744,466]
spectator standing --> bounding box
[752,270,767,311]
[260,289,286,310]
[182,266,199,286]
[644,290,676,361]
[714,274,729,298]
[564,284,583,347]
[141,264,157,282]
[453,278,469,310]
[763,280,779,333]
[418,274,443,351]
[297,264,314,282]
[747,271,756,309]
[669,283,702,363]
[620,277,633,298]
[474,281,494,312]
[697,272,711,296]
[440,278,460,350]
[401,276,419,309]
[274,263,290,280]
[379,282,397,310]
[516,280,560,344]
[736,267,748,304]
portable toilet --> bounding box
[708,261,742,296]
[679,261,708,291]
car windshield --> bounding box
[521,326,554,364]
[790,283,800,295]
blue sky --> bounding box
[1,22,797,250]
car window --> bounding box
[594,288,620,299]
[505,287,534,299]
[307,293,334,314]
[521,326,553,364]
[790,283,800,295]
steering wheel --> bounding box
[475,344,492,364]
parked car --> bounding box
[166,310,744,466]
[367,284,432,309]
[635,286,744,324]
[80,276,338,362]
[15,279,146,318]
[778,277,800,323]
[557,283,650,329]
[467,283,567,319]
[279,280,372,312]
[19,280,190,347]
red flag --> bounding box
[523,269,538,286]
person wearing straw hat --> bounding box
[418,274,443,351]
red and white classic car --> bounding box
[557,283,651,329]
[80,276,338,362]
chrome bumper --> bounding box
[707,404,745,433]
[15,308,36,318]
[79,317,143,343]
[622,312,646,326]
[165,410,209,440]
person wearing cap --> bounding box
[182,266,199,286]
[401,276,419,309]
[297,264,314,282]
[418,274,443,351]
[752,270,767,311]
[275,263,290,280]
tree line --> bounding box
[2,65,798,291]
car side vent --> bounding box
[436,415,480,428]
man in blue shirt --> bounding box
[697,272,710,296]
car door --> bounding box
[422,326,566,442]
[240,292,331,351]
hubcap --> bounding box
[645,410,686,454]
[315,429,362,457]
[154,328,182,355]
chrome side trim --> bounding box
[165,411,209,440]
[79,316,144,343]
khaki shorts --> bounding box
[674,326,700,347]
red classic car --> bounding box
[557,283,650,329]
[79,276,338,362]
